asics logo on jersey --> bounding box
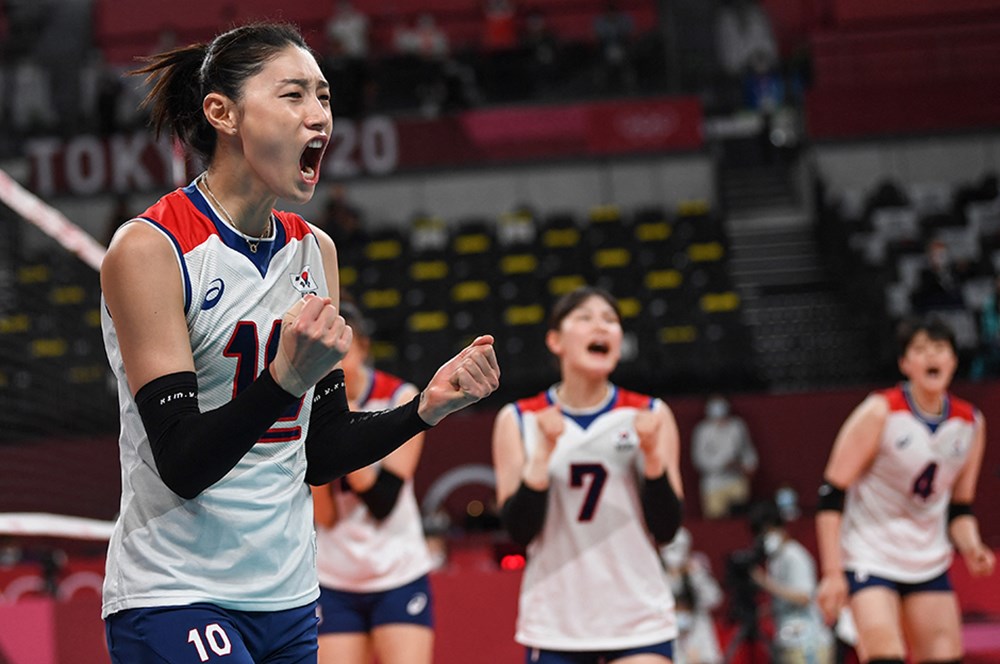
[202,278,225,310]
[290,266,318,295]
[895,435,911,449]
[406,592,428,616]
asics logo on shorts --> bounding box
[406,592,428,616]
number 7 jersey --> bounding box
[842,384,979,583]
[509,385,677,651]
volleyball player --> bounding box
[491,286,684,664]
[99,22,499,663]
[815,316,994,664]
[312,299,435,664]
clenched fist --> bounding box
[418,335,500,426]
[270,294,353,396]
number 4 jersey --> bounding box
[101,182,327,618]
[508,385,677,651]
[842,383,979,583]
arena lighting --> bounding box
[500,554,526,571]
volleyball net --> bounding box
[0,165,119,612]
[0,168,117,445]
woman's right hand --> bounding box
[535,405,565,457]
[817,571,848,625]
[519,405,562,490]
[270,294,353,396]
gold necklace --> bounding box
[199,173,272,253]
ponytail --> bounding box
[132,44,217,163]
[130,22,311,166]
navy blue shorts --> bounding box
[525,640,674,664]
[317,575,434,634]
[846,569,953,597]
[105,601,319,664]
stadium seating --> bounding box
[93,0,659,65]
[819,172,1000,370]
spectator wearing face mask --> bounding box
[661,528,724,664]
[691,394,758,519]
[749,502,834,664]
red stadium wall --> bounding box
[3,381,1000,536]
[804,19,1000,139]
[831,0,1000,27]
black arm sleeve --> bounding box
[304,370,432,486]
[500,482,549,547]
[948,502,974,523]
[351,468,405,521]
[135,370,300,500]
[641,473,683,544]
[817,480,846,512]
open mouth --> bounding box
[299,138,326,184]
[926,366,941,378]
[587,341,610,355]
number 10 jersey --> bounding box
[101,182,328,617]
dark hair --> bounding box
[895,315,957,358]
[339,290,372,337]
[132,22,313,164]
[547,286,621,332]
[747,500,782,537]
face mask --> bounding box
[663,546,687,570]
[661,528,692,570]
[775,487,799,520]
[763,531,783,556]
[706,399,729,419]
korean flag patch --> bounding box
[291,266,318,295]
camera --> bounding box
[724,540,766,627]
[724,500,783,628]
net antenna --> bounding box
[0,168,107,271]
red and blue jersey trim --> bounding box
[515,385,654,431]
[881,383,976,433]
[137,183,316,294]
[358,369,407,409]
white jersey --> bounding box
[510,385,678,651]
[842,384,978,583]
[690,417,756,487]
[767,539,832,652]
[315,368,433,592]
[101,182,327,617]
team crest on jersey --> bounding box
[290,266,318,295]
[614,429,638,451]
